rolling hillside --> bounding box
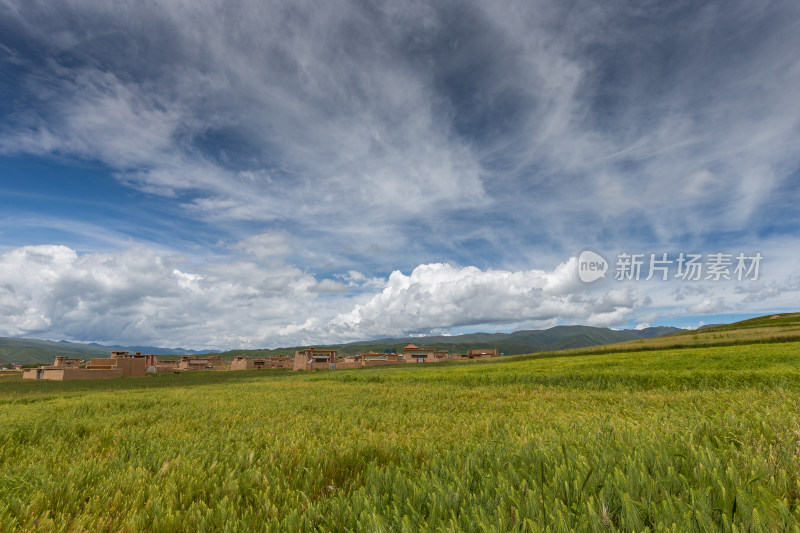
[0,338,113,365]
[218,324,681,359]
[0,323,707,365]
[0,338,212,366]
[516,312,800,359]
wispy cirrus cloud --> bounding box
[2,0,795,242]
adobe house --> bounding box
[453,348,500,360]
[467,348,499,358]
[85,351,148,377]
[155,359,180,373]
[433,349,450,361]
[230,355,293,370]
[293,348,339,371]
[52,356,83,368]
[361,351,404,367]
[110,351,157,372]
[178,355,226,370]
[269,355,294,368]
[23,351,147,381]
[109,351,156,365]
[258,355,294,369]
[403,344,448,363]
[336,354,364,370]
[231,356,260,370]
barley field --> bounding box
[2,340,800,531]
[529,313,800,357]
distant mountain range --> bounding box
[349,325,681,348]
[218,325,684,359]
[0,325,684,365]
[0,337,213,365]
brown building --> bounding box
[362,351,404,367]
[269,355,294,368]
[52,356,84,368]
[154,359,180,373]
[403,344,429,363]
[403,344,449,363]
[230,355,293,370]
[23,351,147,381]
[178,355,226,370]
[453,348,500,360]
[111,351,157,369]
[336,354,364,370]
[433,349,450,361]
[467,348,499,358]
[293,348,338,371]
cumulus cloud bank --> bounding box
[2,243,793,349]
[328,261,609,338]
[4,245,601,347]
[0,244,323,348]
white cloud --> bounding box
[0,243,797,349]
[0,0,797,273]
[687,297,727,315]
[1,249,642,347]
[0,0,487,233]
[229,232,291,264]
[326,261,641,339]
[682,321,705,331]
[734,274,800,303]
[311,279,349,293]
[0,243,336,349]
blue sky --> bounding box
[0,0,798,349]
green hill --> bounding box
[0,338,211,366]
[14,314,789,366]
[0,338,113,366]
[0,325,683,365]
[519,312,800,359]
[217,324,681,359]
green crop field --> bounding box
[535,313,800,358]
[2,320,800,531]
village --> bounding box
[20,344,500,381]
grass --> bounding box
[2,336,800,530]
[523,312,800,358]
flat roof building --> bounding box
[453,348,499,360]
[155,359,180,373]
[23,351,147,381]
[293,348,338,371]
[230,355,293,370]
[361,351,404,366]
[52,356,83,368]
[178,355,226,370]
